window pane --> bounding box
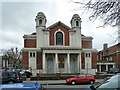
[33,52,35,57]
[39,20,42,25]
[56,32,63,45]
[76,21,79,26]
[30,52,32,57]
[78,74,85,78]
[58,63,64,68]
[86,53,88,57]
[89,53,91,57]
[86,74,92,77]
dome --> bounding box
[37,12,45,17]
[72,14,80,19]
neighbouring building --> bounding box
[97,43,120,73]
[22,12,97,76]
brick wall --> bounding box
[108,46,118,54]
[36,52,42,69]
[81,53,85,69]
[98,51,104,60]
[92,53,97,69]
[50,24,69,46]
[82,40,92,48]
[103,44,108,55]
[22,52,29,69]
[24,39,36,48]
[98,43,120,70]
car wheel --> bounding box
[89,80,94,84]
[71,81,76,85]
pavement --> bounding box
[23,79,104,85]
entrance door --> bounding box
[47,60,54,74]
[70,59,75,73]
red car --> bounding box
[66,73,95,85]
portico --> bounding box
[42,47,82,74]
[97,62,115,73]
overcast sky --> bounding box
[0,0,118,51]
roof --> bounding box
[31,32,36,35]
[47,21,71,30]
[99,43,120,52]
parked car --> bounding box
[66,73,95,85]
[109,68,119,73]
[0,71,23,84]
[20,71,32,78]
[0,83,44,90]
[90,73,120,90]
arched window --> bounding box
[76,21,79,26]
[39,20,42,26]
[56,32,63,45]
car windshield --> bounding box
[95,74,120,89]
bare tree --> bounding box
[73,0,120,27]
[2,47,22,69]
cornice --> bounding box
[41,46,82,50]
[23,35,36,39]
[82,36,93,41]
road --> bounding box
[42,84,91,90]
[43,84,90,88]
[24,79,104,90]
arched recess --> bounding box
[47,57,54,74]
[54,29,64,45]
[70,57,75,73]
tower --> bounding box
[35,12,47,48]
[70,14,81,29]
[35,12,47,27]
[70,14,82,48]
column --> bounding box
[77,53,81,73]
[106,64,108,71]
[113,64,115,68]
[67,53,70,73]
[42,53,46,73]
[99,64,101,73]
[55,53,58,73]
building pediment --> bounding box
[47,21,71,30]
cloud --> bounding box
[1,0,118,51]
[1,1,59,49]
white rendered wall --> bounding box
[72,28,82,48]
[29,52,37,76]
[44,31,49,46]
[85,52,92,69]
[36,27,45,48]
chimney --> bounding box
[103,43,108,55]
